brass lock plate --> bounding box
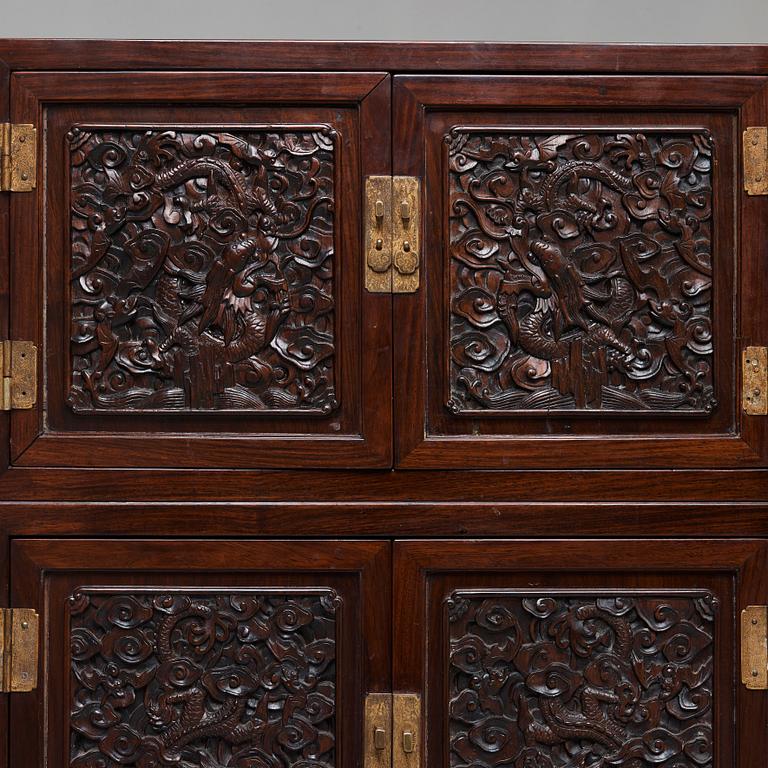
[365,176,420,293]
[392,176,420,294]
[365,176,393,293]
[365,693,392,768]
[394,693,421,768]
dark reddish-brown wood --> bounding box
[394,75,768,468]
[11,538,391,768]
[3,41,768,74]
[394,539,768,768]
[10,71,392,469]
[0,42,767,768]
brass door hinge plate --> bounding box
[393,693,421,768]
[365,693,392,768]
[743,346,767,415]
[365,176,421,293]
[0,124,37,192]
[741,605,768,689]
[0,341,37,411]
[0,608,39,692]
[744,127,768,195]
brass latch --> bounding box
[742,346,767,415]
[741,606,767,689]
[0,608,39,692]
[0,124,37,192]
[365,693,421,768]
[365,176,421,293]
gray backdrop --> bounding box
[2,0,767,42]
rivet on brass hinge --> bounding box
[365,176,421,293]
[393,693,421,768]
[0,124,37,192]
[742,346,767,415]
[0,608,39,693]
[741,606,768,689]
[365,693,392,768]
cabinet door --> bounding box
[394,75,768,468]
[11,538,390,768]
[394,539,767,768]
[9,71,391,468]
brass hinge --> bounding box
[0,341,37,411]
[742,606,768,689]
[0,124,37,192]
[365,693,421,768]
[0,608,39,692]
[365,176,421,293]
[743,346,767,415]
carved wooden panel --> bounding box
[447,130,715,414]
[69,589,339,768]
[447,592,716,768]
[69,127,337,413]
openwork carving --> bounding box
[69,127,337,413]
[447,130,715,413]
[447,592,716,768]
[69,589,339,768]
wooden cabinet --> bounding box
[0,40,767,768]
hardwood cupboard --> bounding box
[0,40,766,768]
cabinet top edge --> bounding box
[1,40,768,74]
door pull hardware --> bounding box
[741,606,767,689]
[0,341,37,411]
[365,176,421,293]
[0,608,39,693]
[742,346,767,415]
[365,693,392,768]
[0,124,37,192]
[393,693,421,768]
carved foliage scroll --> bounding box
[69,127,337,413]
[69,590,339,768]
[447,130,715,413]
[447,592,717,768]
